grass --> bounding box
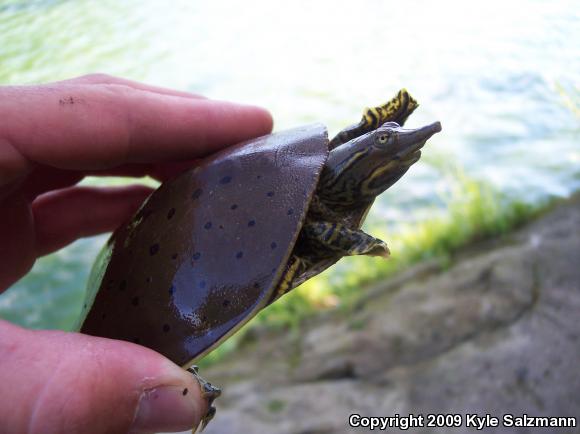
[199,167,540,367]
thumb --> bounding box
[0,319,210,434]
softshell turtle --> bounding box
[80,89,441,428]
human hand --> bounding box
[0,74,273,433]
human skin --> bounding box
[0,74,273,434]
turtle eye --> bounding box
[377,133,389,144]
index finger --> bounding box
[0,81,273,183]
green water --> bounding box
[0,0,579,330]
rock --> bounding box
[198,195,580,434]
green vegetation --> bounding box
[266,399,286,413]
[199,167,541,367]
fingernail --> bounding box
[131,385,200,433]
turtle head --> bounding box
[319,121,442,208]
[372,121,442,166]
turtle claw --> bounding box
[187,365,221,433]
[200,405,217,431]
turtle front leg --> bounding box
[302,220,390,258]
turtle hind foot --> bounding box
[187,365,221,432]
[200,405,217,432]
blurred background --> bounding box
[0,0,579,362]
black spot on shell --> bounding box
[192,252,201,260]
[182,388,188,396]
[199,280,207,289]
[219,175,232,184]
[171,253,178,260]
[253,282,260,289]
[230,204,238,210]
[191,188,203,200]
[222,299,230,307]
[132,296,139,306]
[219,224,224,230]
[271,242,277,249]
[119,280,127,291]
[167,208,176,219]
[287,208,294,215]
[163,324,170,333]
[149,243,160,255]
[248,220,256,227]
[83,303,87,309]
[267,191,275,197]
[257,175,262,179]
[169,285,175,295]
[204,221,212,230]
[236,251,243,259]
